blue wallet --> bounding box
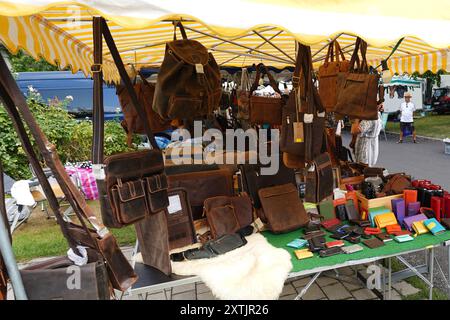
[394,234,415,243]
[423,218,446,235]
[287,239,308,249]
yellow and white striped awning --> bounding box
[0,1,449,83]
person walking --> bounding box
[398,92,417,143]
[354,104,384,167]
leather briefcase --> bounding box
[116,73,171,146]
[166,188,196,250]
[204,194,253,239]
[334,38,380,120]
[258,183,309,233]
[305,152,334,203]
[249,63,283,125]
[100,149,169,228]
[318,40,350,112]
[20,254,110,300]
[153,22,222,120]
[280,43,326,162]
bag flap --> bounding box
[167,40,209,66]
[116,180,145,202]
[258,183,297,199]
[146,173,168,193]
[346,73,367,82]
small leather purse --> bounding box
[374,212,398,229]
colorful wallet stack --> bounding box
[403,213,428,232]
[412,221,429,235]
[407,202,421,217]
[374,212,398,229]
[368,206,391,227]
[404,189,418,210]
[423,218,446,235]
[391,198,406,225]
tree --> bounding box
[5,47,60,72]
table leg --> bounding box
[388,257,392,300]
[294,272,321,300]
[429,248,434,300]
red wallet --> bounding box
[321,218,341,230]
[326,240,345,248]
[385,224,402,234]
[392,230,412,236]
[364,227,382,235]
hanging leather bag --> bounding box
[153,22,222,120]
[304,152,334,203]
[237,68,251,120]
[116,72,171,146]
[334,38,380,120]
[318,40,350,111]
[249,64,283,125]
[204,194,254,239]
[258,183,309,233]
[280,43,326,165]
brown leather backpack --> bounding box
[318,40,350,112]
[334,38,380,120]
[248,64,283,125]
[153,22,222,120]
[280,43,326,165]
[116,73,171,146]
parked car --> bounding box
[15,71,123,120]
[431,87,450,114]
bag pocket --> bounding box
[111,179,148,225]
[145,173,169,213]
[168,95,203,119]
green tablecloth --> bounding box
[263,228,450,274]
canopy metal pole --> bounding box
[209,27,277,49]
[311,33,344,58]
[312,43,355,63]
[92,16,104,164]
[210,48,292,65]
[0,161,26,300]
[183,26,293,64]
[252,30,295,63]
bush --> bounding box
[0,88,136,180]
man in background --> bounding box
[398,92,417,143]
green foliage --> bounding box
[411,69,448,87]
[9,50,60,73]
[0,89,137,180]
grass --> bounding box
[389,257,448,300]
[11,200,136,262]
[385,114,450,139]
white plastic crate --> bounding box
[444,138,450,155]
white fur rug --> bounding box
[171,233,292,300]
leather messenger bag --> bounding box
[258,183,309,233]
[249,63,284,125]
[204,194,254,239]
[153,22,222,120]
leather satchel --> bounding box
[249,63,284,125]
[305,152,334,203]
[153,22,222,120]
[204,194,253,239]
[280,43,326,164]
[20,254,110,300]
[334,38,380,120]
[382,173,412,195]
[258,183,309,233]
[318,40,350,111]
[116,73,171,146]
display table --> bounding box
[126,229,450,300]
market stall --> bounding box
[0,0,450,301]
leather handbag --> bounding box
[249,63,283,125]
[280,43,326,163]
[166,188,196,250]
[318,40,350,111]
[204,194,253,239]
[258,183,309,233]
[116,72,171,146]
[153,22,222,120]
[305,152,334,203]
[382,173,412,195]
[20,254,110,300]
[334,38,380,120]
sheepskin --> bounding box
[171,233,292,300]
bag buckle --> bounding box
[91,63,103,73]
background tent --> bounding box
[0,0,449,83]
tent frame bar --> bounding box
[252,30,295,63]
[210,48,291,65]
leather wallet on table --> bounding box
[319,247,343,258]
[376,232,393,242]
[385,224,402,234]
[364,227,382,235]
[403,213,428,231]
[412,221,429,235]
[345,200,360,221]
[423,218,446,235]
[369,207,391,227]
[362,237,385,249]
[374,212,398,229]
[394,234,414,243]
[321,218,342,231]
[308,236,326,252]
[294,249,314,260]
[342,244,364,254]
[302,230,326,240]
